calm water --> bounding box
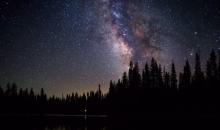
[0,115,196,129]
[0,114,162,129]
[0,115,112,130]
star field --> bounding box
[0,0,220,96]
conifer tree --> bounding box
[170,63,177,89]
[122,72,128,89]
[164,72,170,88]
[206,50,218,88]
[150,58,158,88]
[192,53,204,88]
[218,50,220,82]
[128,61,134,88]
[133,62,141,87]
[142,62,150,88]
[182,60,191,89]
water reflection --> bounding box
[44,125,107,130]
[1,116,108,130]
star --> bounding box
[194,31,198,35]
[0,0,219,96]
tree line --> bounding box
[0,84,103,115]
[0,50,220,119]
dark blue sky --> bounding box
[0,0,220,96]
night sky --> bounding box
[0,0,220,96]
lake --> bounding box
[0,114,211,129]
[0,115,112,130]
[1,114,197,129]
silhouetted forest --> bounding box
[0,50,220,119]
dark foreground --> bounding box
[0,114,218,130]
[0,115,107,130]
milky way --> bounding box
[0,0,219,96]
[97,0,180,70]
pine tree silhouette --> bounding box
[182,60,191,89]
[192,53,205,89]
[163,71,170,88]
[0,50,219,120]
[170,63,177,89]
[128,61,134,88]
[133,62,141,88]
[158,65,163,88]
[0,86,3,96]
[217,50,220,83]
[142,62,150,88]
[206,50,218,89]
[122,72,128,89]
[150,58,159,88]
